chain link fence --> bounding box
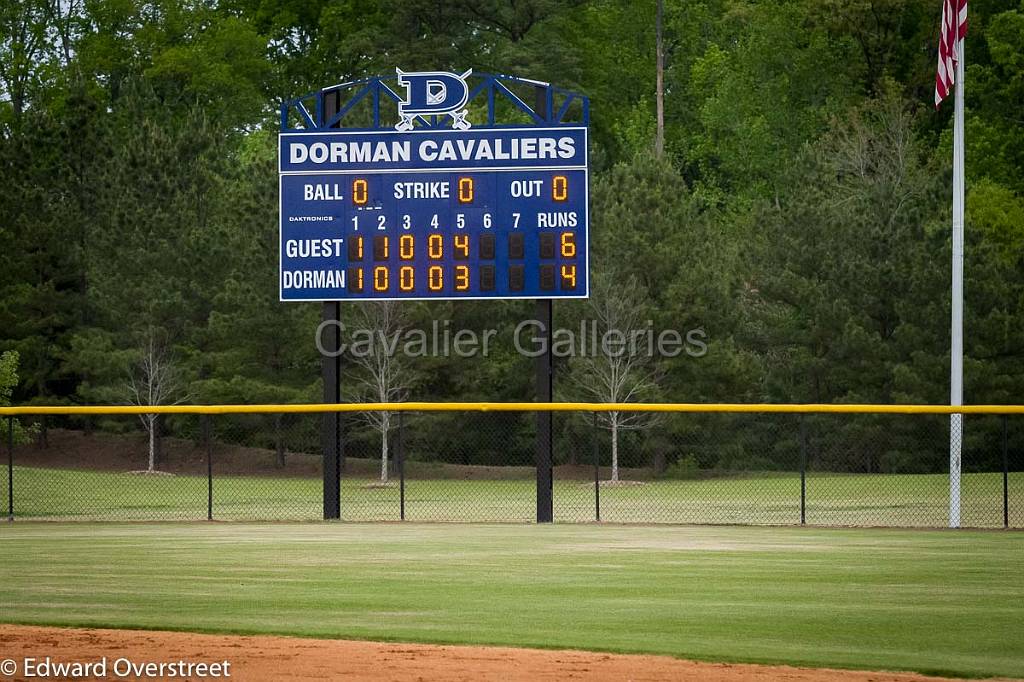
[2,409,1021,527]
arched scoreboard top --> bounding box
[280,72,589,132]
[278,70,589,302]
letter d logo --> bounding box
[395,68,473,131]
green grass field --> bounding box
[0,523,1022,678]
[3,465,1021,527]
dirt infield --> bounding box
[0,625,1015,682]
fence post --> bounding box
[593,412,600,523]
[7,416,13,522]
[1003,415,1009,529]
[204,415,213,521]
[799,416,807,526]
[398,411,405,521]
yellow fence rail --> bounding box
[2,402,1024,416]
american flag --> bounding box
[935,0,969,108]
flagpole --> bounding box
[949,36,965,529]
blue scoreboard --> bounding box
[279,127,588,301]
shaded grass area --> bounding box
[2,465,1022,527]
[0,523,1022,678]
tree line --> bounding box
[1,0,1022,475]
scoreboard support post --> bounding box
[321,90,343,521]
[534,299,554,522]
[321,301,342,519]
[534,86,554,524]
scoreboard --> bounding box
[279,127,588,301]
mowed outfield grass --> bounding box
[0,523,1022,678]
[3,465,1022,527]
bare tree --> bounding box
[0,0,48,122]
[125,333,187,473]
[568,275,661,482]
[345,301,411,483]
[655,0,665,157]
[41,0,84,69]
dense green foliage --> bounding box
[1,524,1023,677]
[1,0,1022,470]
[0,350,34,443]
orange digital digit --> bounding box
[353,178,369,205]
[373,235,389,261]
[455,265,470,291]
[348,236,364,261]
[454,234,469,259]
[373,266,389,291]
[399,235,414,260]
[552,175,568,202]
[428,234,443,259]
[560,232,576,258]
[560,264,576,289]
[458,177,474,203]
[348,267,364,293]
[428,265,444,291]
[399,266,414,291]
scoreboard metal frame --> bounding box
[278,72,590,303]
